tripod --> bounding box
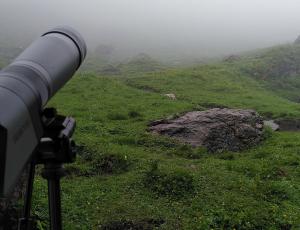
[18,108,76,230]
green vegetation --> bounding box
[81,53,165,75]
[29,45,300,229]
[237,44,300,102]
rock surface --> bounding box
[149,108,264,153]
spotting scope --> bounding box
[0,26,87,197]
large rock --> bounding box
[149,108,264,153]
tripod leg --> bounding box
[42,163,66,230]
[18,162,36,230]
[47,178,62,230]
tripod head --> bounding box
[37,108,76,165]
[19,108,77,230]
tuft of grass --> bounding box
[143,161,194,198]
[100,218,165,230]
[92,153,130,174]
[128,110,142,118]
[107,112,128,121]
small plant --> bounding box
[143,161,194,198]
[260,166,288,180]
[128,110,142,118]
[101,218,165,230]
[92,153,130,174]
[75,144,96,162]
[64,163,94,177]
[175,145,206,159]
[262,126,273,140]
[107,112,128,120]
[218,152,235,160]
[260,182,290,203]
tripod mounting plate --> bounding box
[37,108,76,165]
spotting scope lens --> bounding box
[0,26,87,196]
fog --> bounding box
[0,0,300,60]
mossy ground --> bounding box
[31,52,300,229]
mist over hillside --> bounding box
[1,0,300,62]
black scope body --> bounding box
[0,26,87,197]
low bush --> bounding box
[128,110,142,118]
[92,153,130,174]
[107,112,128,120]
[143,161,194,198]
[101,218,165,230]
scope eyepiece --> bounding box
[42,26,87,69]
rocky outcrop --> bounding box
[295,36,300,45]
[149,108,264,153]
[223,55,241,62]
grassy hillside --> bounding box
[81,53,165,76]
[31,60,300,229]
[233,44,300,102]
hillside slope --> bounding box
[30,60,300,229]
[234,44,300,102]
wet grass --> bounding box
[31,65,300,229]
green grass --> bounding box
[236,44,300,102]
[124,65,300,118]
[29,65,300,229]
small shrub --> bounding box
[197,146,208,155]
[128,110,142,118]
[285,160,299,166]
[137,135,177,149]
[108,127,126,135]
[174,145,207,159]
[101,218,165,230]
[252,150,269,159]
[92,154,130,174]
[143,161,194,198]
[260,166,288,180]
[279,112,288,118]
[64,163,94,177]
[75,144,97,162]
[262,111,274,119]
[226,163,258,177]
[218,153,235,160]
[262,126,273,140]
[114,136,137,146]
[199,102,228,109]
[107,112,128,120]
[260,182,290,202]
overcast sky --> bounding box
[0,0,299,59]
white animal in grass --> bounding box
[164,93,176,100]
